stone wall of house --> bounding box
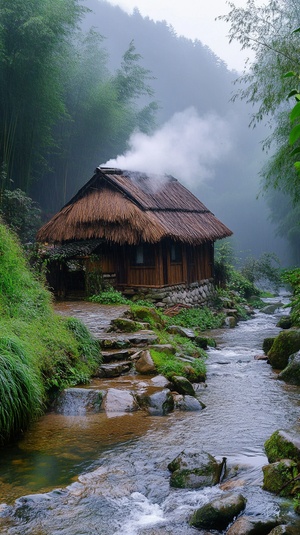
[131,279,215,307]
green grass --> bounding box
[0,222,102,444]
[164,307,225,331]
[150,348,206,382]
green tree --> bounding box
[219,0,300,258]
[0,0,85,192]
[34,37,158,210]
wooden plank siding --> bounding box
[82,241,213,289]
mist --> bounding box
[103,107,232,188]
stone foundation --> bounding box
[128,279,215,307]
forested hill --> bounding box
[82,0,234,121]
[81,0,290,263]
[0,0,292,262]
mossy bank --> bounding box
[0,223,101,445]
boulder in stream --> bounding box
[261,303,283,314]
[267,330,300,369]
[226,515,280,534]
[168,449,225,488]
[265,430,300,463]
[135,388,174,415]
[262,459,299,496]
[278,351,300,385]
[173,394,205,411]
[103,388,138,414]
[189,492,246,530]
[170,375,195,396]
[277,316,293,329]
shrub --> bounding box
[281,268,300,326]
[0,189,41,244]
[227,268,260,299]
[164,307,225,331]
[90,288,131,305]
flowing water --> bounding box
[0,299,300,534]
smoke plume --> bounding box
[102,107,232,188]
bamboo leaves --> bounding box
[284,67,300,176]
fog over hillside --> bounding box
[81,0,291,264]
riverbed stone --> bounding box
[136,388,174,415]
[134,350,156,374]
[226,515,280,534]
[103,388,138,414]
[173,394,205,411]
[267,330,300,369]
[277,316,293,329]
[168,449,224,489]
[264,430,300,463]
[170,375,195,396]
[278,351,300,385]
[262,459,299,496]
[189,492,246,530]
[261,303,283,314]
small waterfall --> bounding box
[53,388,104,415]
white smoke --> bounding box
[102,107,232,188]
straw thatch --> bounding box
[37,167,232,246]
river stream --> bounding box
[0,298,300,534]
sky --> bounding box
[105,0,260,72]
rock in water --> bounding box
[168,449,224,488]
[267,330,300,369]
[264,429,300,463]
[278,351,300,385]
[189,492,246,530]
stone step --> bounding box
[98,330,159,350]
[101,348,138,363]
[96,360,133,378]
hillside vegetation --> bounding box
[0,222,101,445]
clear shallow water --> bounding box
[1,299,300,534]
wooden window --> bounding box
[131,244,155,267]
[170,243,182,263]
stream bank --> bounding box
[0,298,300,534]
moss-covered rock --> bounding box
[189,492,246,530]
[278,351,300,385]
[264,430,300,463]
[168,449,224,489]
[262,459,299,496]
[171,376,195,396]
[277,316,293,329]
[267,330,300,369]
[108,317,142,332]
[126,306,165,328]
[262,337,275,355]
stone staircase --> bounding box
[96,329,159,378]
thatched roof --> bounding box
[37,167,232,246]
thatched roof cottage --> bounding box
[37,167,232,303]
